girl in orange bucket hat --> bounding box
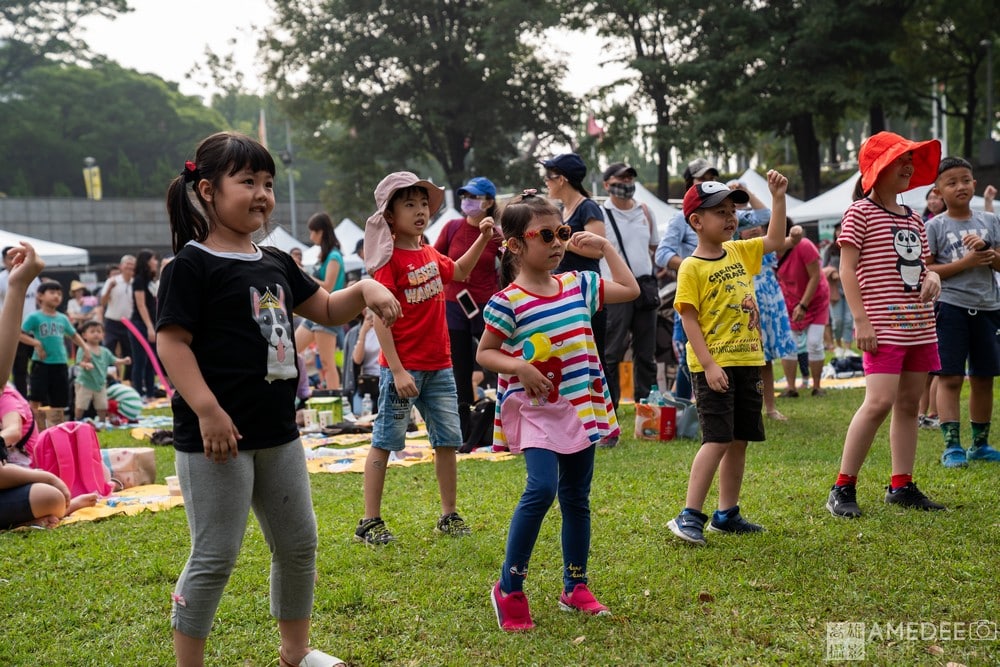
[826,131,947,519]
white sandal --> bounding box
[280,648,346,667]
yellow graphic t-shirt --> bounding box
[674,238,765,372]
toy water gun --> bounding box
[522,333,561,404]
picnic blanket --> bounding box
[301,432,514,474]
[59,484,184,526]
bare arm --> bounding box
[568,232,639,304]
[761,170,789,255]
[564,217,607,260]
[372,317,416,398]
[157,325,241,463]
[452,218,496,282]
[314,258,341,292]
[476,328,550,401]
[0,244,44,385]
[295,279,400,329]
[679,303,728,392]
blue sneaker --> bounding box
[667,509,708,546]
[708,506,764,534]
[967,444,1000,462]
[940,446,968,468]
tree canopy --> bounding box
[263,0,577,213]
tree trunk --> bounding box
[869,105,886,135]
[791,113,821,199]
[963,65,978,159]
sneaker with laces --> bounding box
[558,583,611,616]
[708,506,764,534]
[435,512,472,536]
[827,484,862,518]
[918,414,940,429]
[967,444,1000,462]
[491,581,534,631]
[884,482,945,510]
[354,517,396,545]
[940,446,968,468]
[667,509,708,545]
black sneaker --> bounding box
[354,517,396,545]
[827,484,862,519]
[667,509,708,546]
[884,482,945,511]
[708,506,764,534]
[435,512,472,536]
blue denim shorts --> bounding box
[300,319,345,346]
[372,367,462,452]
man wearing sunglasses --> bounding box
[600,163,659,417]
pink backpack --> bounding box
[32,422,114,497]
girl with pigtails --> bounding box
[158,131,400,667]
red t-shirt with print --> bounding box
[373,245,456,370]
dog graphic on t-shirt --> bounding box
[250,285,297,383]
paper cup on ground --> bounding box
[166,475,181,496]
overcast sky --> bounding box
[80,1,626,102]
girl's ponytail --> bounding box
[499,246,519,289]
[166,169,210,254]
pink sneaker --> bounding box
[491,581,535,631]
[558,583,611,616]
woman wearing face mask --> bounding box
[434,177,503,441]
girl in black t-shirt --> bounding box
[160,132,400,667]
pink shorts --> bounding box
[862,341,940,376]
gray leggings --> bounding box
[171,439,318,639]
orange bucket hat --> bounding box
[858,131,941,194]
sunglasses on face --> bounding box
[522,225,572,243]
[543,173,561,182]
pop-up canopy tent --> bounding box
[0,230,89,267]
[735,168,805,211]
[259,225,363,274]
[634,182,681,237]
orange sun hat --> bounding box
[858,131,941,194]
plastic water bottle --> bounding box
[361,393,373,418]
[647,384,663,406]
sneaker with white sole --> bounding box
[827,484,862,518]
[354,517,396,545]
[558,583,610,616]
[667,509,708,545]
[708,506,764,534]
[491,581,534,631]
[884,482,945,511]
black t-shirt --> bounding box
[131,272,157,325]
[556,198,603,274]
[156,243,318,453]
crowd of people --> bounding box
[1,128,998,665]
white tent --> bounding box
[334,218,363,253]
[424,206,462,245]
[258,226,307,253]
[259,225,363,274]
[735,169,805,210]
[0,230,88,267]
[788,171,986,223]
[634,183,681,237]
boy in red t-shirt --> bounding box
[356,171,495,545]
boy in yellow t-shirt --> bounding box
[667,173,788,546]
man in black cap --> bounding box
[600,163,658,419]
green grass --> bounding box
[2,389,998,666]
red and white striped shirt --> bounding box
[838,198,937,346]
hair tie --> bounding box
[501,239,509,250]
[521,188,538,198]
[182,161,200,183]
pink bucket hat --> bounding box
[858,131,941,194]
[363,171,444,274]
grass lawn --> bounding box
[1,385,998,666]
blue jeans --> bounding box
[129,319,157,398]
[372,367,462,451]
[672,322,692,399]
[500,445,595,594]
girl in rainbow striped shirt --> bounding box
[477,191,639,631]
